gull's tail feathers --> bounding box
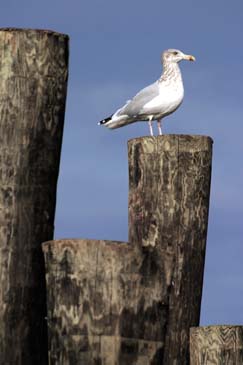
[98,112,132,129]
[98,115,113,126]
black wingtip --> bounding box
[98,115,112,126]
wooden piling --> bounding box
[43,239,164,365]
[190,326,243,364]
[43,135,213,364]
[128,135,213,363]
[0,28,69,364]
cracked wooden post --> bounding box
[0,28,68,364]
[190,326,243,364]
[128,135,213,364]
[43,135,212,365]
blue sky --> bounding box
[1,0,243,325]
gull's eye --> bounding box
[173,51,178,55]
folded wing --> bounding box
[116,81,161,118]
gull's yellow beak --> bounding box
[184,54,196,62]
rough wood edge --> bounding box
[128,134,213,144]
[127,134,213,155]
[0,27,69,38]
[191,325,243,332]
[42,238,129,252]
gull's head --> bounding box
[162,49,196,64]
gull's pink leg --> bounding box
[148,120,153,136]
[157,119,162,135]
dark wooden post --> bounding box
[128,135,213,363]
[0,28,69,364]
[190,326,243,364]
[43,135,212,365]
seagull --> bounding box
[98,49,195,136]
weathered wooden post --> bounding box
[43,239,151,365]
[0,28,68,364]
[190,326,243,364]
[128,135,213,364]
[43,135,212,364]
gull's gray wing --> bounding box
[117,81,160,117]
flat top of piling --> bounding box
[128,134,213,144]
[42,238,130,252]
[191,325,243,330]
[0,28,69,38]
[128,134,213,154]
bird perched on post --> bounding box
[98,49,195,136]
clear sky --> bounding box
[1,0,243,326]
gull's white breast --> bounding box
[143,81,184,116]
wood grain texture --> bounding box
[0,29,68,364]
[43,135,212,365]
[128,135,213,364]
[43,239,164,365]
[190,326,243,364]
